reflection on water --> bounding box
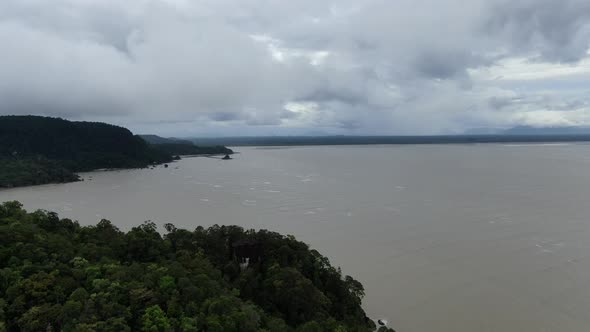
[3,144,590,332]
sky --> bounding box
[1,0,590,137]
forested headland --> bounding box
[0,116,232,188]
[140,135,233,157]
[0,202,393,332]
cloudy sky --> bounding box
[1,0,590,136]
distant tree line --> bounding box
[139,135,233,157]
[150,144,233,157]
[0,202,394,332]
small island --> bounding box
[0,201,394,332]
[0,116,233,188]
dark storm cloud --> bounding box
[488,96,515,110]
[0,0,589,135]
[484,0,590,62]
[300,89,368,106]
[413,51,483,79]
[208,112,241,122]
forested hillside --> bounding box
[0,116,170,170]
[140,135,234,156]
[0,116,235,188]
[0,116,172,188]
[0,202,393,332]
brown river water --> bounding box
[3,144,590,331]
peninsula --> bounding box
[0,116,232,188]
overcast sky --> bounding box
[1,0,590,136]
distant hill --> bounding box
[140,134,233,156]
[0,116,171,188]
[139,134,194,145]
[0,116,171,169]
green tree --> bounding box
[0,202,378,332]
[142,305,171,332]
[179,317,198,332]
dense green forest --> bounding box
[0,157,80,188]
[0,202,393,332]
[0,116,170,188]
[0,116,171,169]
[0,116,231,188]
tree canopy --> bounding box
[0,116,170,168]
[0,202,393,332]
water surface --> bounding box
[3,144,590,331]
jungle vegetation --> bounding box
[0,201,394,332]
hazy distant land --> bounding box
[188,133,590,147]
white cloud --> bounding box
[1,0,590,135]
[471,56,590,81]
